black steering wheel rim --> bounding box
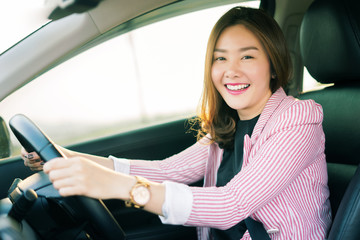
[9,114,126,240]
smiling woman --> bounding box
[19,6,331,240]
[0,1,260,157]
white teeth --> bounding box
[226,84,250,91]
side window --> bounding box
[303,67,333,92]
[1,1,260,158]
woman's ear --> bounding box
[271,72,277,79]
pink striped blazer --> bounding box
[128,88,332,239]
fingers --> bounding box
[21,148,39,162]
[44,157,88,197]
[43,157,75,174]
[30,164,43,171]
[21,148,44,171]
[44,158,83,183]
[52,177,84,197]
[45,159,74,181]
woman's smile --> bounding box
[225,83,250,95]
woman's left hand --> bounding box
[43,157,127,199]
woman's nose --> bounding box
[224,61,241,79]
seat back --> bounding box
[299,0,360,238]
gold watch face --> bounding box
[132,185,150,206]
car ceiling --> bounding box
[87,0,179,34]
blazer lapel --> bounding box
[250,88,287,144]
[243,134,252,165]
[243,88,288,164]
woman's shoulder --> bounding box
[279,95,324,125]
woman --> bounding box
[23,7,331,239]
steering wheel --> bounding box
[9,114,126,240]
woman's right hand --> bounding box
[21,148,44,171]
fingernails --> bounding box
[26,153,34,160]
[40,161,45,165]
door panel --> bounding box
[69,118,198,160]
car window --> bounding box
[1,1,260,158]
[303,67,333,92]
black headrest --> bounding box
[300,0,360,84]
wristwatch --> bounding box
[125,176,151,208]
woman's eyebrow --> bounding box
[239,46,259,52]
[214,46,259,53]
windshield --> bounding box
[0,0,51,54]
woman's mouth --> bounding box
[225,83,250,95]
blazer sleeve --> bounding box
[126,137,210,184]
[185,100,326,229]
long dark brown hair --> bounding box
[193,7,292,149]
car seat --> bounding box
[299,0,360,239]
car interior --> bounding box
[0,0,360,239]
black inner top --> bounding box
[211,115,259,240]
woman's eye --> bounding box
[242,55,253,60]
[214,57,226,61]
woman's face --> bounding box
[211,24,272,120]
